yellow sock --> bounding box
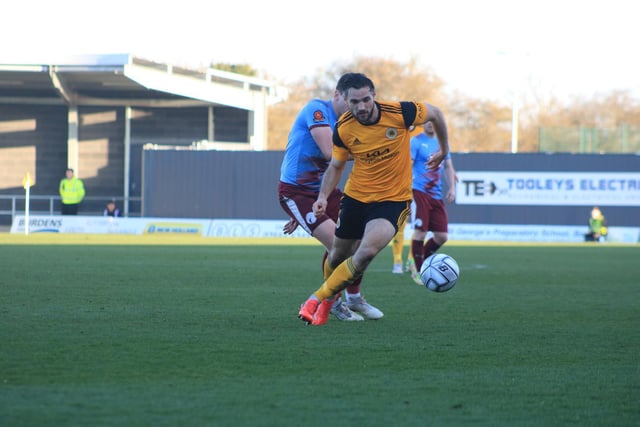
[314,257,360,300]
[391,228,404,265]
[323,256,335,280]
[392,215,409,265]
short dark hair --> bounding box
[336,73,375,96]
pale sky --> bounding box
[3,0,638,104]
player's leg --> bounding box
[304,216,361,323]
[311,220,336,250]
[391,215,408,273]
[299,197,403,324]
[314,236,361,299]
[343,217,397,320]
[299,196,365,324]
[281,186,348,324]
[321,189,364,321]
[404,199,416,273]
[411,229,427,267]
[280,184,337,281]
[319,241,364,322]
[409,229,427,285]
[405,245,415,273]
[280,184,337,276]
[423,231,447,258]
[344,201,409,319]
[422,198,449,259]
[298,235,359,324]
[342,200,408,319]
[310,219,354,320]
[411,190,430,272]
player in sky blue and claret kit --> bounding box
[407,121,457,284]
[278,74,383,323]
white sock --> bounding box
[346,292,360,303]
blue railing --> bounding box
[0,195,141,224]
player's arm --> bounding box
[420,103,450,169]
[443,158,457,203]
[310,126,333,160]
[313,156,346,218]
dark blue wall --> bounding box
[142,150,640,226]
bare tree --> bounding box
[267,56,640,153]
[267,56,447,150]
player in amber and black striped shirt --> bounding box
[298,72,450,325]
[279,74,383,322]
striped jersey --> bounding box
[332,100,429,202]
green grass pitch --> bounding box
[1,234,638,426]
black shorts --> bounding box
[335,195,411,240]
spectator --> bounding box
[59,168,85,215]
[104,200,120,218]
[585,206,607,242]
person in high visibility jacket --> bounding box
[585,206,607,242]
[59,168,85,215]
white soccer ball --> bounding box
[419,253,460,292]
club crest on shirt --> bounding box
[305,212,317,225]
[313,110,326,122]
[385,128,398,139]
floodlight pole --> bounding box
[498,49,522,154]
[511,97,519,153]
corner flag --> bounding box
[22,172,34,235]
[22,172,34,189]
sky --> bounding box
[3,0,638,104]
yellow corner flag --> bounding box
[23,172,34,236]
[22,172,34,189]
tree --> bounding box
[532,90,640,153]
[267,56,640,153]
[210,63,258,77]
[267,56,448,150]
[447,93,512,152]
[267,78,318,150]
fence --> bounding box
[539,125,640,153]
[0,195,142,226]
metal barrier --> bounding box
[0,195,142,225]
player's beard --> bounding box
[356,106,375,124]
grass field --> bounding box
[1,235,638,426]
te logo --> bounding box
[461,180,498,196]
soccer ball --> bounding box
[419,253,460,292]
